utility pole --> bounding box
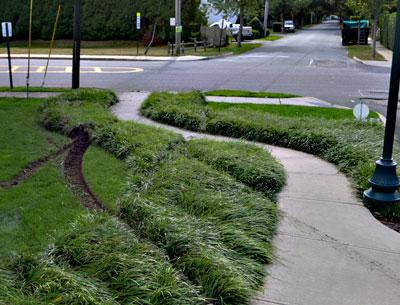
[175,0,181,56]
[364,0,400,205]
[3,23,13,89]
[72,0,82,89]
[263,0,269,37]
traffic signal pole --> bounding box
[72,0,82,89]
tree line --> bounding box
[0,0,206,42]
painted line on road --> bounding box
[35,66,46,73]
[0,65,144,74]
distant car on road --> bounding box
[284,20,295,32]
[210,20,253,41]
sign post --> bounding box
[72,0,82,89]
[2,22,13,89]
[175,0,181,55]
[136,12,141,56]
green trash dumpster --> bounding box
[341,20,370,45]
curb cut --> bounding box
[352,56,363,64]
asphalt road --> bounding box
[0,21,391,114]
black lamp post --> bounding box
[364,1,400,205]
[72,0,82,89]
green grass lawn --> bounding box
[0,161,86,257]
[0,86,68,92]
[1,89,286,305]
[0,98,68,181]
[141,91,400,222]
[301,24,316,29]
[0,39,261,57]
[83,146,128,212]
[208,102,379,120]
[256,35,283,41]
[206,89,300,98]
[347,44,386,61]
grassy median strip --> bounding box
[206,89,299,98]
[347,45,386,61]
[256,35,283,41]
[141,91,400,221]
[1,40,262,57]
[208,102,378,120]
[0,86,68,93]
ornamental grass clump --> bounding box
[187,139,285,199]
[50,214,205,305]
[120,156,280,304]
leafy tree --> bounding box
[208,0,261,46]
[365,0,389,59]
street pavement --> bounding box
[112,92,400,305]
[0,21,393,128]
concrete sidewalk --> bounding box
[112,92,400,305]
[0,53,213,62]
[376,40,393,62]
[353,40,392,68]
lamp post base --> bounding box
[363,158,400,205]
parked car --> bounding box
[210,20,253,41]
[283,20,295,32]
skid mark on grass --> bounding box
[0,143,73,188]
[1,125,105,212]
[64,126,105,211]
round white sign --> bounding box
[353,103,369,120]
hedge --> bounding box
[380,12,396,50]
[0,0,205,42]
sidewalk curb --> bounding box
[352,56,391,68]
[352,56,363,64]
[0,52,233,62]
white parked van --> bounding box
[210,20,253,41]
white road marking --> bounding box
[35,66,46,73]
[0,65,144,74]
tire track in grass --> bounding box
[63,125,105,211]
[1,125,105,212]
[0,143,73,188]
